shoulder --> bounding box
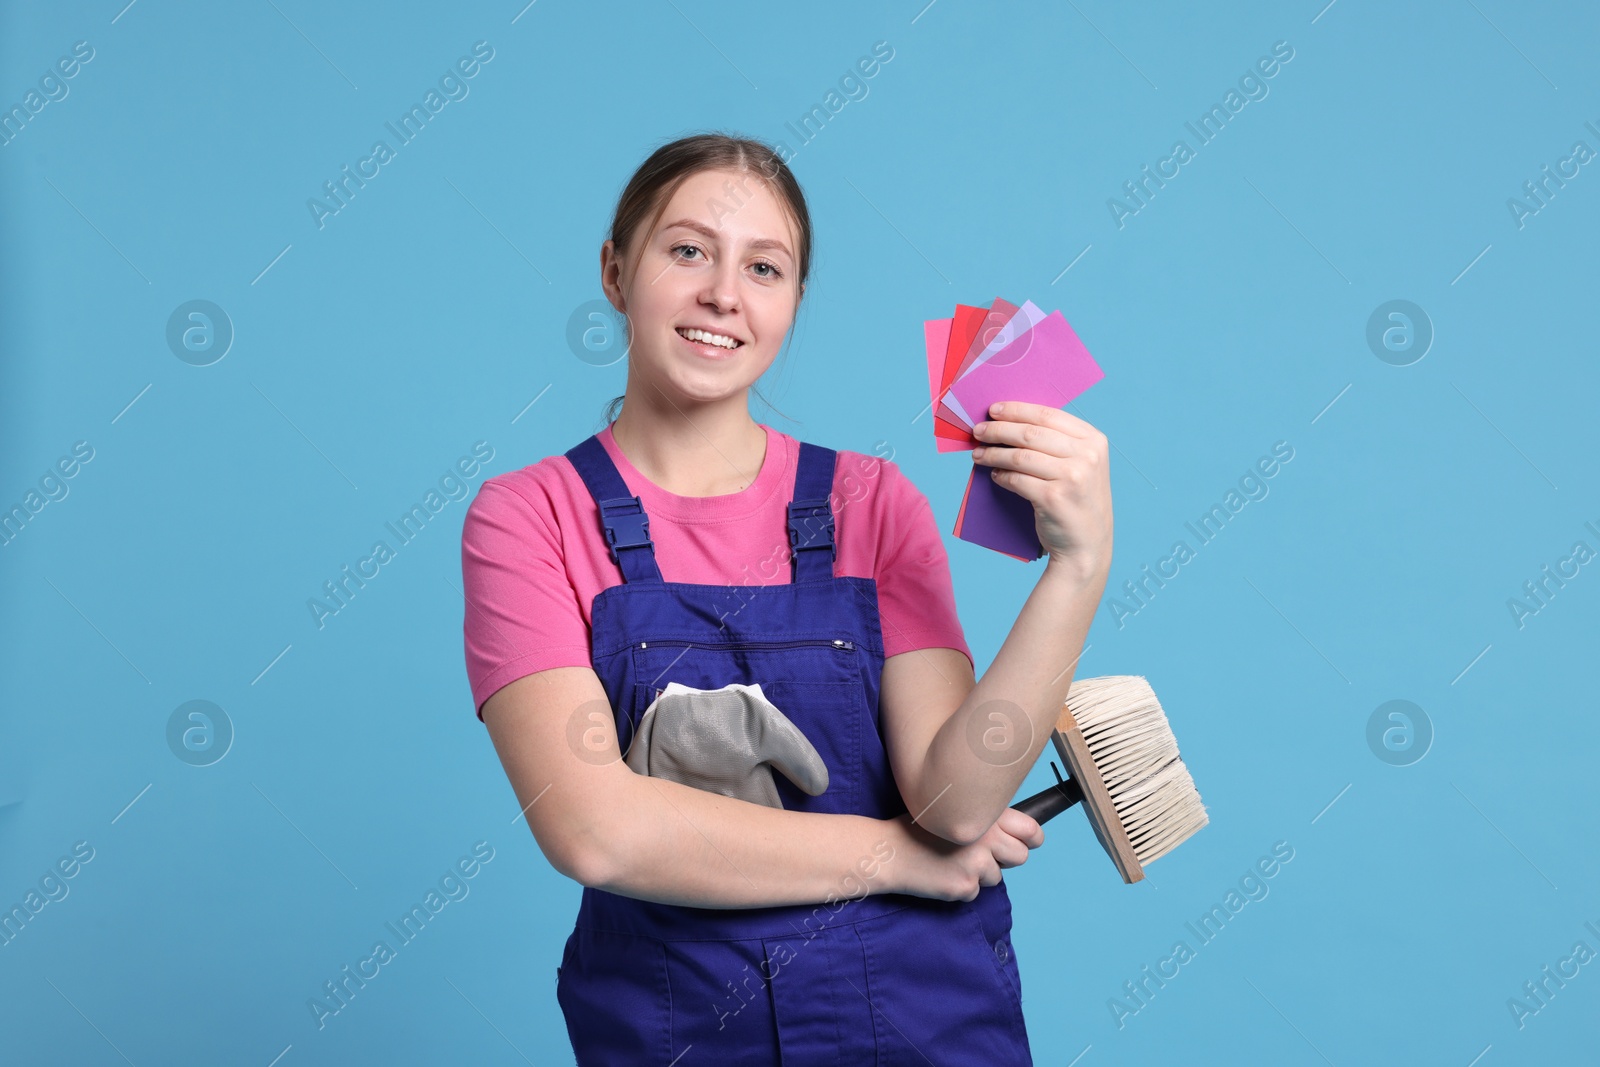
[828,444,930,514]
[464,452,584,545]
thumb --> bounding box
[741,688,830,796]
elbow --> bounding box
[538,823,619,889]
[533,772,644,890]
[564,846,613,889]
[918,792,1010,846]
[548,840,600,887]
[915,809,987,848]
[941,819,988,848]
[905,779,991,846]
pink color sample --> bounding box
[924,316,953,446]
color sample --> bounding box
[924,297,1105,559]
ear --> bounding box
[600,240,628,313]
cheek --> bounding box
[737,321,783,370]
[636,285,677,330]
[626,301,686,361]
[749,295,796,346]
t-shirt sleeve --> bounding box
[873,462,974,670]
[461,476,593,721]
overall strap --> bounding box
[564,434,664,585]
[788,442,838,584]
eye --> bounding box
[671,242,785,280]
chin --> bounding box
[663,368,762,406]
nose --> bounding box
[699,257,741,313]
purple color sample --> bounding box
[955,463,1043,561]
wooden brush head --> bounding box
[1050,675,1208,884]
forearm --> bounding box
[586,771,903,909]
[919,557,1108,844]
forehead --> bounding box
[656,168,797,258]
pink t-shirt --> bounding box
[461,422,972,719]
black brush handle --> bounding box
[1013,771,1084,824]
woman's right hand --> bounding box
[883,809,1045,902]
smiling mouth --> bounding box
[675,326,744,352]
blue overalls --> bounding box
[555,431,1033,1065]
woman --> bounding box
[461,132,1112,1064]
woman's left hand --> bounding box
[971,401,1113,582]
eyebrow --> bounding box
[659,218,793,260]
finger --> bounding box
[991,834,1031,869]
[972,443,1054,479]
[756,722,831,797]
[978,859,1002,888]
[972,418,1078,461]
[985,401,1102,441]
[997,807,1045,848]
[982,821,1033,867]
[995,807,1041,842]
[983,464,1048,504]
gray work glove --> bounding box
[622,681,829,808]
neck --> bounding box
[610,393,767,498]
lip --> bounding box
[674,326,744,360]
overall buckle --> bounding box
[787,498,837,562]
[600,495,653,566]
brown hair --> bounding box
[598,131,812,427]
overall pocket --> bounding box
[853,899,1034,1065]
[663,937,783,1065]
[555,926,670,1065]
[628,639,867,816]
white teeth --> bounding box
[678,327,741,349]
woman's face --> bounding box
[604,166,803,408]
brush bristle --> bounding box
[1066,675,1208,866]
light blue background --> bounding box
[2,1,1596,1063]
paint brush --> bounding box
[1012,675,1208,883]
